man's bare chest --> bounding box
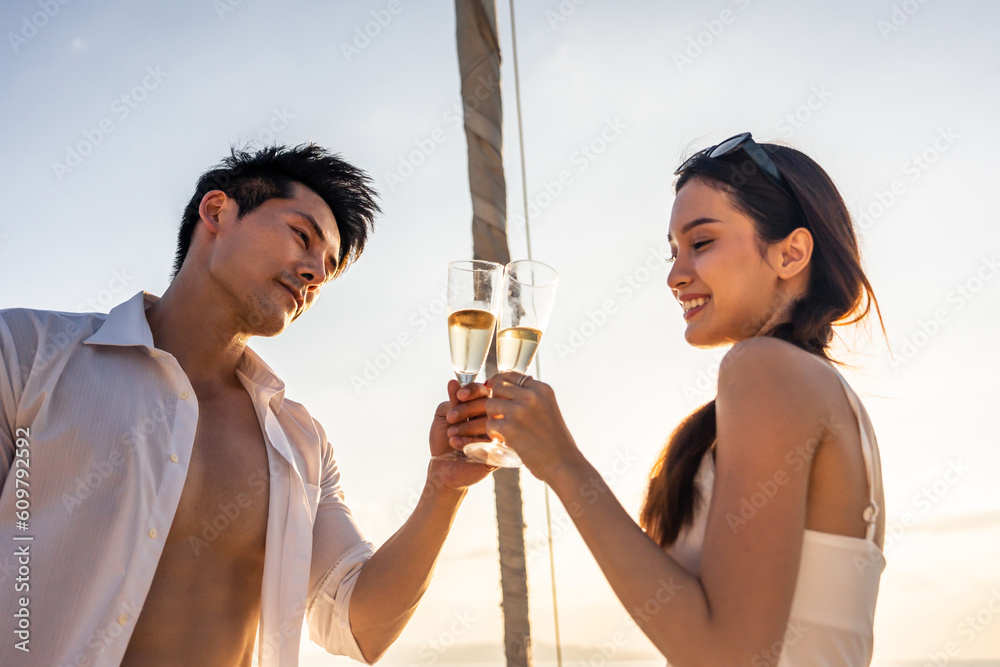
[167,389,272,557]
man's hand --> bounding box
[427,380,495,490]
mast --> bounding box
[454,1,532,665]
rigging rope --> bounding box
[506,1,562,664]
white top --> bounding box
[0,291,375,667]
[668,364,885,666]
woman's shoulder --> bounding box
[713,338,857,485]
[717,336,846,411]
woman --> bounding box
[448,133,887,665]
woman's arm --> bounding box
[485,338,836,665]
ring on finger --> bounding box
[517,374,531,388]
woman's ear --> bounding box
[772,227,813,280]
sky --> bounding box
[1,0,999,665]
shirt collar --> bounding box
[85,290,287,413]
[237,348,287,414]
[83,291,158,349]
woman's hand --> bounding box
[428,380,495,490]
[484,372,584,484]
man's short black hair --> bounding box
[173,144,380,279]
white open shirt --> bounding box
[0,291,375,667]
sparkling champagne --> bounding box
[496,326,542,373]
[448,308,497,380]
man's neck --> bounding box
[145,273,249,390]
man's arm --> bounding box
[347,381,493,663]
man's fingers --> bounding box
[456,381,489,402]
[447,416,488,438]
[435,400,452,418]
[446,396,488,423]
[448,434,492,448]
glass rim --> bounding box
[505,259,559,287]
[448,259,505,273]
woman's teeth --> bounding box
[683,297,710,313]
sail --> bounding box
[454,1,532,665]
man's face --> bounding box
[205,181,341,337]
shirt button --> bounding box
[179,390,190,400]
[169,454,179,463]
[118,613,128,625]
[148,528,158,539]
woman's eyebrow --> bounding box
[667,217,723,242]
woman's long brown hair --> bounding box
[640,143,884,548]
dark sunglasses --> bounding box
[675,132,799,203]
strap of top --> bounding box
[829,368,882,542]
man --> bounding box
[0,144,493,666]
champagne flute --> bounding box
[463,260,559,468]
[432,260,504,463]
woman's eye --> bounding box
[693,240,712,251]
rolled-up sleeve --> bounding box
[306,541,376,663]
[305,418,376,663]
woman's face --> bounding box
[667,177,802,348]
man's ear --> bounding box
[198,190,233,236]
[772,227,813,280]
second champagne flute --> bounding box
[463,260,559,467]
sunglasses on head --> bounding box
[675,132,799,204]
